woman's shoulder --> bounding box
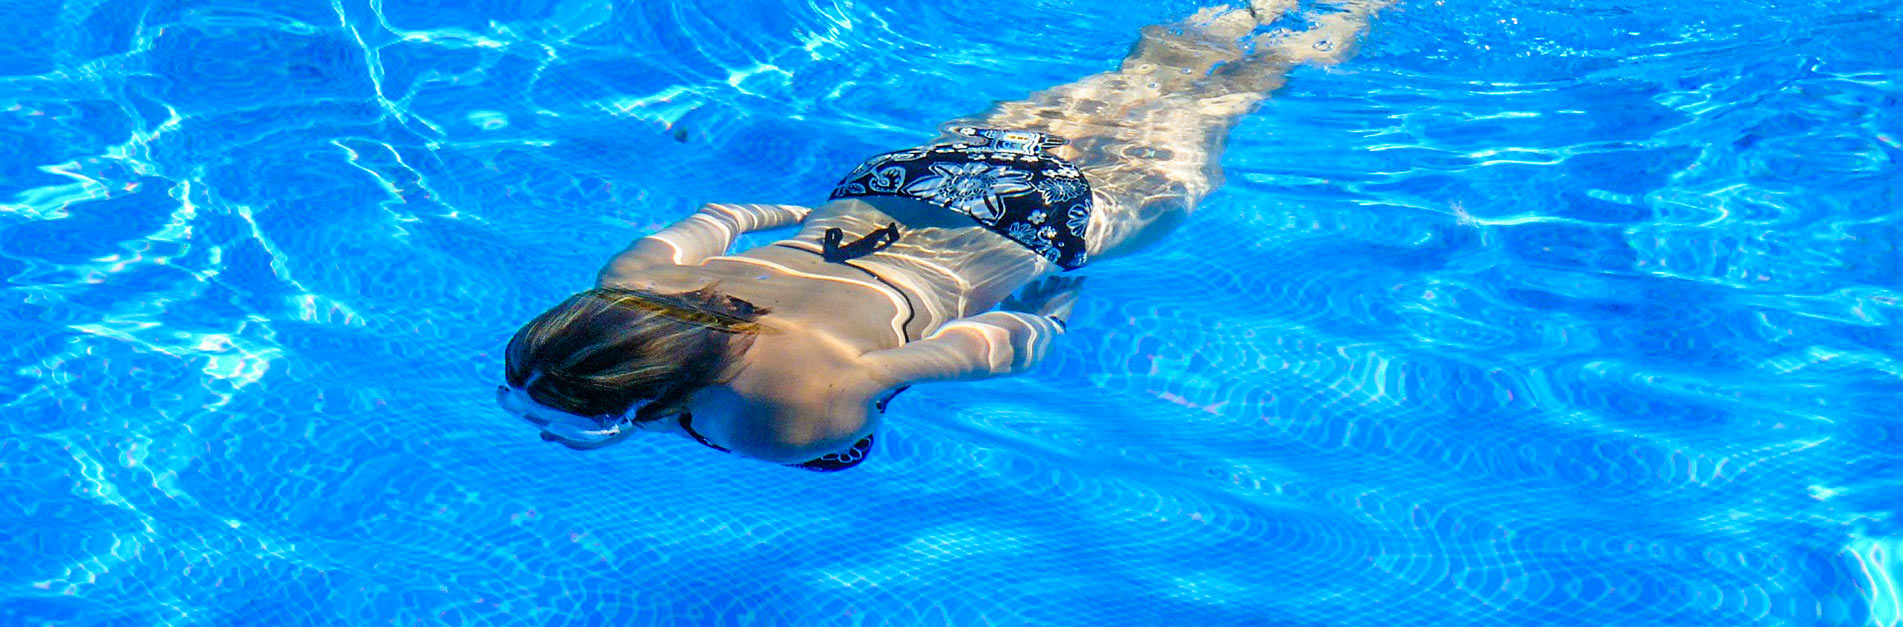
[719,326,886,459]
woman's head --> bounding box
[502,286,769,430]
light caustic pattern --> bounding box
[0,0,1899,625]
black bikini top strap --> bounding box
[875,385,910,413]
[822,223,901,263]
[677,413,732,453]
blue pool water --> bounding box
[2,0,1900,624]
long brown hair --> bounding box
[503,286,768,421]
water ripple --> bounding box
[3,0,1898,624]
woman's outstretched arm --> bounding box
[596,203,809,283]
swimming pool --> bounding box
[2,0,1898,624]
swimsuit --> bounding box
[677,386,906,473]
[829,127,1093,270]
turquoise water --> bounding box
[2,0,1899,624]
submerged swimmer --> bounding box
[498,2,1391,470]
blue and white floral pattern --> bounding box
[1035,177,1088,205]
[885,148,930,162]
[830,128,1092,270]
[902,162,1034,223]
[831,159,876,197]
[1007,223,1062,263]
[1066,204,1090,238]
[868,166,907,193]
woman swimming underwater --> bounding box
[498,1,1391,470]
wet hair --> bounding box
[503,286,769,421]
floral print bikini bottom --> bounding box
[829,127,1093,270]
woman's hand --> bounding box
[1000,276,1086,324]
